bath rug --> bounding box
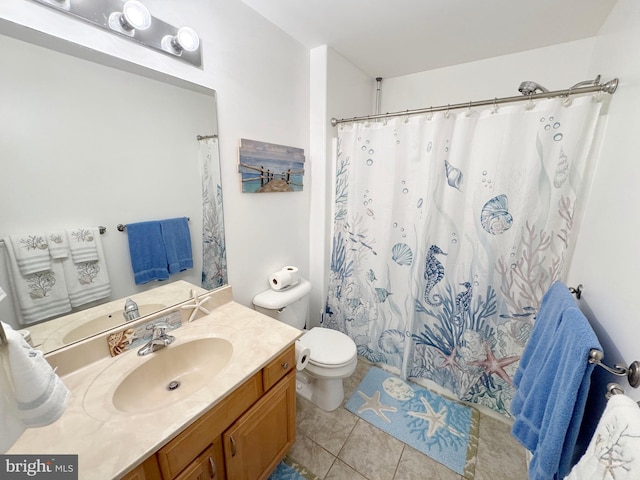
[346,366,480,479]
[268,460,308,480]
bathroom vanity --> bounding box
[8,285,301,480]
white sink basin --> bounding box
[83,335,234,417]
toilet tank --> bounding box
[252,278,312,330]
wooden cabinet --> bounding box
[224,370,296,480]
[124,344,296,480]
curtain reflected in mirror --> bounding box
[0,30,227,353]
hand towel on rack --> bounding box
[564,394,640,480]
[513,280,578,394]
[62,227,111,307]
[65,227,99,263]
[3,244,71,325]
[46,231,69,259]
[511,306,601,480]
[2,321,69,427]
[160,217,193,274]
[126,221,170,285]
[7,234,51,275]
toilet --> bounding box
[253,278,357,411]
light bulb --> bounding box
[109,1,151,35]
[162,26,200,55]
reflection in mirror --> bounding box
[0,30,226,353]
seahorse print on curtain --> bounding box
[325,96,603,416]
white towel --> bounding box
[62,227,111,307]
[66,227,99,263]
[6,234,51,275]
[2,321,69,427]
[3,245,71,325]
[565,394,640,479]
[46,231,70,259]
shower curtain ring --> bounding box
[564,87,574,106]
[403,110,410,123]
[444,104,451,118]
[491,97,499,114]
[427,106,434,121]
[465,101,472,117]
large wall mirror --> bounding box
[0,24,227,354]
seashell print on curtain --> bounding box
[324,96,603,416]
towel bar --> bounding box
[589,349,640,388]
[118,218,190,232]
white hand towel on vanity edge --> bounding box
[2,321,69,427]
[0,288,26,452]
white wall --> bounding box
[0,0,310,310]
[567,0,640,401]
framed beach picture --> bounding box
[238,139,305,193]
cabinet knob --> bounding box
[208,457,217,479]
[281,362,289,370]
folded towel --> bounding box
[66,227,99,263]
[3,241,71,325]
[46,231,69,259]
[160,217,193,274]
[62,227,111,307]
[513,281,578,400]
[511,307,601,480]
[7,234,51,275]
[564,394,640,480]
[126,221,170,285]
[2,321,69,427]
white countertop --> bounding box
[8,286,301,479]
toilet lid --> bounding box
[298,327,356,366]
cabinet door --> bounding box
[174,439,225,480]
[120,456,162,480]
[223,371,296,480]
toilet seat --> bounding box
[298,327,356,367]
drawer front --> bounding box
[262,344,296,391]
[157,372,262,479]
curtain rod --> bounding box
[330,76,619,127]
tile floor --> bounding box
[287,359,529,480]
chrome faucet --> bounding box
[137,322,175,356]
[123,298,140,322]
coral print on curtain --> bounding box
[324,96,603,416]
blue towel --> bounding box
[126,221,170,285]
[513,281,577,394]
[511,306,601,480]
[160,217,193,274]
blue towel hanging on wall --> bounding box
[126,221,170,285]
[160,217,193,274]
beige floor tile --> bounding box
[339,419,404,480]
[476,413,528,480]
[325,459,368,480]
[394,446,463,480]
[289,431,336,479]
[297,396,359,456]
[342,359,373,405]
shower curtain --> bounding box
[324,95,602,416]
[198,136,228,289]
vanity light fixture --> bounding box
[108,0,152,37]
[29,0,203,67]
[161,26,200,55]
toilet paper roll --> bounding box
[269,266,300,291]
[282,266,299,285]
[269,270,293,291]
[295,341,310,371]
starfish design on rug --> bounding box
[467,341,520,385]
[437,347,463,372]
[407,396,450,437]
[357,390,397,423]
[181,289,211,323]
